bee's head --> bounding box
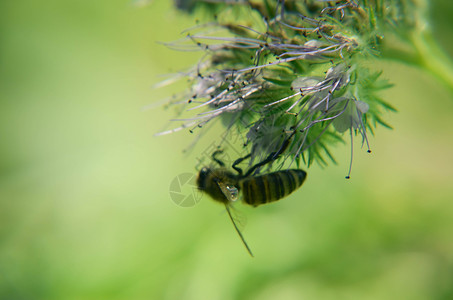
[197,167,211,190]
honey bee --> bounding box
[197,167,307,207]
[197,146,307,256]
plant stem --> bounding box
[381,28,453,94]
[411,29,453,94]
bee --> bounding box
[197,143,307,256]
[197,167,307,207]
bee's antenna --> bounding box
[224,204,254,257]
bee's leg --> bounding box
[212,149,225,167]
[232,153,251,176]
[244,134,293,177]
[243,152,275,177]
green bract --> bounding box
[158,0,429,174]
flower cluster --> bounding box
[158,0,401,176]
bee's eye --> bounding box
[197,167,211,189]
[199,167,210,177]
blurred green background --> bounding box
[1,1,453,299]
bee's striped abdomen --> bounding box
[241,169,307,207]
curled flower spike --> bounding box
[158,0,402,176]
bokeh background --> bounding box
[1,1,453,299]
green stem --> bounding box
[411,29,453,93]
[381,29,453,94]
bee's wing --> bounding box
[216,181,247,229]
[225,202,248,230]
[224,203,254,257]
[217,181,239,202]
[217,182,253,257]
[215,181,253,257]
